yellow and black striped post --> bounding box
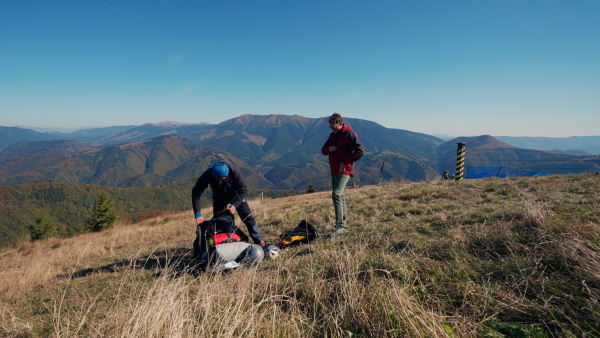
[455,142,466,181]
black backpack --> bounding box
[194,214,245,259]
[278,220,318,248]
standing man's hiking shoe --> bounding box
[329,227,347,238]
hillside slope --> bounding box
[1,174,598,336]
[88,122,212,146]
[0,139,93,159]
[0,134,272,188]
[0,179,296,249]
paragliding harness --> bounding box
[193,213,265,270]
[278,220,318,248]
[194,213,242,260]
[206,216,242,246]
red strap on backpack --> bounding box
[209,232,242,246]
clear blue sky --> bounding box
[1,1,599,137]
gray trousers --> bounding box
[331,174,350,228]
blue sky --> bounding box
[1,1,599,137]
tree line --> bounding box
[0,178,299,249]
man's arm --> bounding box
[342,130,364,165]
[191,170,211,221]
[229,168,247,209]
[322,134,333,155]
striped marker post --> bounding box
[455,142,466,181]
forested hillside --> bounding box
[0,135,272,188]
[0,179,297,249]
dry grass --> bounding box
[1,174,599,337]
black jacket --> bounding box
[191,163,248,215]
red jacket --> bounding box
[321,123,364,176]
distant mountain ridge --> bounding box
[436,135,599,175]
[0,140,93,160]
[0,115,445,189]
[5,117,599,154]
[431,134,600,155]
[0,134,271,188]
[495,136,600,155]
[4,115,447,164]
[48,125,138,144]
[183,114,443,165]
[0,126,60,149]
[1,115,599,189]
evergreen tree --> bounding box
[29,215,57,241]
[85,192,118,232]
[306,184,315,194]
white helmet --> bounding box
[263,244,282,260]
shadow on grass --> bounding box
[56,247,203,280]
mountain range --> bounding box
[6,119,600,155]
[434,133,600,155]
[435,135,600,176]
[1,114,599,249]
[1,115,599,190]
[1,115,447,189]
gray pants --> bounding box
[331,174,350,228]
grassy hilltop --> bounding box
[1,174,599,337]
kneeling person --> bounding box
[192,161,266,250]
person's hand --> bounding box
[339,163,345,173]
[328,146,337,152]
[229,205,237,215]
[195,217,204,225]
[259,241,266,248]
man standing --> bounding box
[321,113,364,237]
[192,161,266,248]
